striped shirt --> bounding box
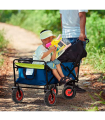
[60,10,88,38]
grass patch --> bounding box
[87,91,105,111]
[0,30,8,67]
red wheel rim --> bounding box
[51,88,56,94]
[16,90,23,101]
[65,89,73,96]
[48,94,55,104]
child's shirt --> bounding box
[33,45,52,64]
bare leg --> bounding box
[56,64,64,77]
[52,69,61,81]
[56,64,71,81]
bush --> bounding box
[85,12,105,72]
[7,10,61,36]
[0,30,8,66]
[7,10,31,26]
[0,10,18,22]
[0,30,8,50]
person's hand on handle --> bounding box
[79,33,86,41]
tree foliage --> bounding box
[6,10,61,36]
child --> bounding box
[33,29,71,85]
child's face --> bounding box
[48,36,53,42]
[42,36,54,44]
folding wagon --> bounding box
[11,38,89,106]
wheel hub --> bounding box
[65,89,73,96]
[48,94,55,104]
[16,90,23,101]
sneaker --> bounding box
[75,85,86,93]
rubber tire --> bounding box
[49,84,58,95]
[12,88,24,103]
[62,85,76,100]
[44,91,56,106]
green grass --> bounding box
[0,30,8,67]
[87,91,105,111]
[0,30,8,49]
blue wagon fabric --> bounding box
[16,62,76,86]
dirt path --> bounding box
[0,22,105,111]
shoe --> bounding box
[75,85,86,93]
[59,77,72,86]
[59,77,67,86]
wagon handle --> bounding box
[76,38,89,44]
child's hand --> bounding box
[53,47,57,52]
[50,46,57,52]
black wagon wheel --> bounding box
[49,84,58,95]
[62,85,76,100]
[44,91,56,106]
[12,87,24,103]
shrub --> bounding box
[7,10,61,36]
[0,30,8,66]
[84,12,105,72]
[0,30,8,50]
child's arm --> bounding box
[41,46,56,59]
[51,47,57,61]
